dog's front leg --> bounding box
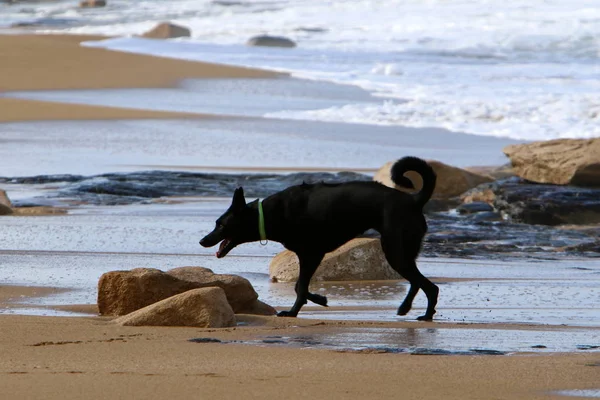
[278,252,325,317]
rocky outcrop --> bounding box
[461,178,600,226]
[374,160,494,200]
[98,267,274,316]
[115,288,236,328]
[80,0,106,7]
[504,138,600,187]
[246,35,296,48]
[142,22,191,39]
[269,238,400,282]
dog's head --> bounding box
[199,187,257,258]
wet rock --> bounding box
[0,171,370,206]
[374,160,494,199]
[463,178,600,226]
[466,211,503,222]
[98,267,270,316]
[142,22,191,39]
[422,211,596,259]
[269,238,400,282]
[247,35,296,48]
[456,202,494,214]
[79,0,106,7]
[115,288,236,328]
[504,138,600,187]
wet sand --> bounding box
[0,313,598,400]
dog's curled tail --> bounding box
[391,156,437,209]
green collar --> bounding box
[258,200,267,244]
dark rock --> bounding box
[247,35,296,48]
[467,178,600,226]
[457,202,494,214]
[466,211,503,222]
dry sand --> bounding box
[0,34,277,122]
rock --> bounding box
[463,178,600,226]
[167,267,258,312]
[461,188,496,205]
[0,189,12,208]
[504,138,600,187]
[456,202,494,215]
[79,0,106,8]
[374,160,494,200]
[141,22,191,39]
[465,164,514,180]
[0,204,13,216]
[98,268,197,316]
[246,35,296,48]
[235,299,277,316]
[269,238,400,282]
[466,211,503,222]
[98,267,264,316]
[115,288,236,328]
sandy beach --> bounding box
[0,34,274,122]
[1,32,599,400]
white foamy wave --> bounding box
[265,95,600,141]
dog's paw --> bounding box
[277,311,298,318]
[416,314,434,321]
[308,293,328,307]
[397,304,411,316]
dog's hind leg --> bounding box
[278,252,325,317]
[381,238,439,321]
[397,260,439,320]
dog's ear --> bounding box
[232,187,246,209]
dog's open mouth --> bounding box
[216,239,234,258]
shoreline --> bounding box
[0,34,278,123]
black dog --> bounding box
[200,156,439,320]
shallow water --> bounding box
[1,201,599,328]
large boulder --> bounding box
[374,160,494,200]
[504,138,600,187]
[98,268,196,316]
[115,288,236,328]
[246,35,296,48]
[98,267,274,316]
[142,22,191,39]
[269,238,400,282]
